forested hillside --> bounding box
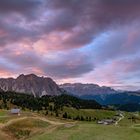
[0,91,101,112]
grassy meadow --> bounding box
[63,107,116,120]
[29,122,140,140]
[0,109,139,140]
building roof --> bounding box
[11,109,20,114]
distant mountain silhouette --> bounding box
[60,83,140,107]
[60,83,117,96]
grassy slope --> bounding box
[63,107,116,119]
[29,122,140,140]
[0,110,7,116]
[0,109,140,140]
[29,110,140,140]
[119,112,140,126]
[3,118,49,139]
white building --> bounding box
[10,109,21,115]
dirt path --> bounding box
[32,114,76,125]
[33,116,65,125]
[115,113,124,126]
[0,115,76,128]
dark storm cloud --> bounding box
[42,61,93,78]
[1,0,140,48]
[3,51,40,67]
[0,0,43,46]
[0,47,94,78]
[0,21,40,46]
[42,52,94,78]
[44,0,140,47]
[47,0,140,24]
[0,0,42,17]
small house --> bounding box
[10,109,21,115]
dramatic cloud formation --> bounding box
[0,0,140,90]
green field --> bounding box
[0,109,139,140]
[0,110,8,116]
[29,122,140,140]
[63,107,116,120]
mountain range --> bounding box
[0,74,140,108]
[60,83,140,106]
[0,74,117,97]
[60,83,117,96]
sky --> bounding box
[0,0,140,90]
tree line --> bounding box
[0,91,102,120]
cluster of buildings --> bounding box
[97,112,123,125]
[97,119,115,125]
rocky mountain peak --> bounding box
[0,74,62,97]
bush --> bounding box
[63,112,68,118]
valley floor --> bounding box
[0,110,140,140]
